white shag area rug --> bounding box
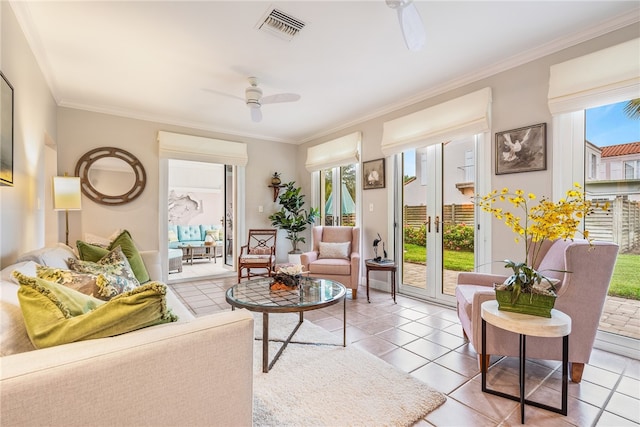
[251,314,446,427]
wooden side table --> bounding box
[481,300,572,424]
[365,259,397,303]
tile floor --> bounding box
[169,275,640,427]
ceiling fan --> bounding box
[386,0,426,52]
[244,77,300,123]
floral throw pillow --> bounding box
[35,264,111,300]
[68,246,140,300]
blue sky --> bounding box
[586,100,640,147]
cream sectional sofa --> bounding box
[0,244,254,426]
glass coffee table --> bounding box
[226,277,346,373]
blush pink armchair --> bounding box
[300,226,361,298]
[455,238,618,383]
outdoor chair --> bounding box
[237,229,277,283]
[300,226,360,298]
[455,238,619,382]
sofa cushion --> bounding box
[36,265,109,300]
[68,246,140,299]
[318,242,351,260]
[16,243,77,269]
[177,225,202,242]
[14,272,178,349]
[5,261,38,285]
[309,258,351,275]
[77,230,150,283]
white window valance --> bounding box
[305,131,361,172]
[381,87,492,157]
[548,38,640,114]
[157,131,248,166]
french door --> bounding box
[398,137,477,305]
[320,164,357,226]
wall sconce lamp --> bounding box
[53,174,82,246]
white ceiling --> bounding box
[11,1,640,144]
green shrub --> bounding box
[443,223,474,252]
[404,225,426,246]
[404,223,474,252]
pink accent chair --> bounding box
[455,238,618,383]
[300,226,361,298]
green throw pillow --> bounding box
[68,246,140,299]
[77,229,150,283]
[14,271,177,349]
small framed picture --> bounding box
[1,71,14,187]
[363,158,385,190]
[495,123,546,175]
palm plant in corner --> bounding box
[268,181,319,254]
[476,183,610,317]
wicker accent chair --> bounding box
[455,238,618,383]
[237,229,277,283]
[300,226,360,298]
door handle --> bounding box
[435,216,440,233]
[426,216,431,233]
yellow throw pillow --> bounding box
[14,272,177,349]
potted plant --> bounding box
[476,183,609,317]
[268,181,320,254]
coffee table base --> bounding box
[259,298,346,373]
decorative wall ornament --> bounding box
[75,147,146,205]
[495,123,547,175]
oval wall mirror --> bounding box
[75,147,146,205]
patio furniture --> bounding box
[455,238,618,382]
[237,229,277,283]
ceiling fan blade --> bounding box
[261,93,301,104]
[397,1,426,52]
[250,107,263,123]
[202,88,244,102]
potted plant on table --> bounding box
[268,181,320,254]
[476,183,609,317]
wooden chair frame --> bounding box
[237,229,277,283]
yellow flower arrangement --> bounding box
[477,183,609,298]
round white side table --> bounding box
[481,300,572,424]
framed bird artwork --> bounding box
[495,123,546,175]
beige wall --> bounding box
[0,3,58,268]
[299,23,639,270]
[57,108,297,257]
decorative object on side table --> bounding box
[476,183,610,317]
[270,264,305,291]
[268,181,319,254]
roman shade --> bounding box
[548,38,640,114]
[305,132,361,172]
[381,87,492,157]
[157,131,248,166]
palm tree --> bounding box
[623,98,640,119]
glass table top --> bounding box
[226,277,346,311]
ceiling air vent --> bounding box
[257,7,305,41]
